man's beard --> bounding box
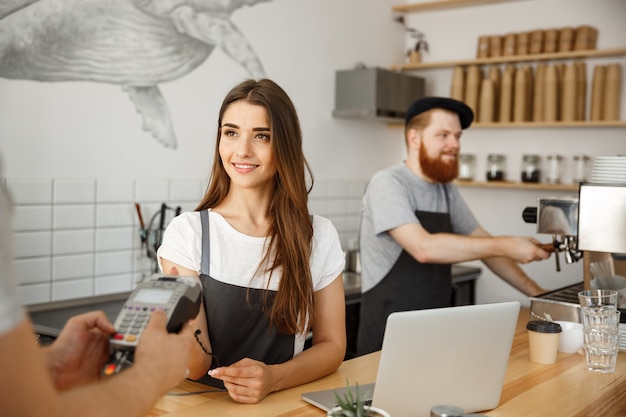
[419,142,459,183]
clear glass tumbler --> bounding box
[578,289,618,310]
[580,309,621,373]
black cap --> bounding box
[526,320,562,334]
[405,96,474,129]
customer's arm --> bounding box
[208,274,347,403]
[389,223,550,265]
[0,311,192,417]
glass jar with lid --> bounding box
[573,153,590,183]
[521,154,541,183]
[486,154,506,181]
[546,153,563,184]
[458,153,476,181]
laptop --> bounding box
[302,301,520,417]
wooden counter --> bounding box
[148,309,626,416]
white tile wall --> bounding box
[95,274,134,296]
[19,283,50,305]
[7,178,365,305]
[52,254,94,280]
[6,179,52,204]
[96,204,134,228]
[14,257,51,285]
[135,180,169,202]
[52,278,93,301]
[54,179,95,203]
[13,206,52,231]
[53,230,95,255]
[95,227,135,252]
[97,179,134,202]
[170,179,204,201]
[53,205,95,229]
[95,251,133,276]
[14,231,51,258]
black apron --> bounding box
[195,210,295,388]
[356,187,453,356]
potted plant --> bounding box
[393,15,429,64]
[327,381,390,417]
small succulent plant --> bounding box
[328,380,373,417]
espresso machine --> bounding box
[522,183,626,349]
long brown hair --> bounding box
[196,79,315,335]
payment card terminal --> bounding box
[102,274,202,375]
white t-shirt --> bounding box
[0,175,25,336]
[157,210,345,293]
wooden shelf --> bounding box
[454,180,579,191]
[470,120,626,128]
[392,0,523,13]
[391,47,626,71]
[388,120,626,128]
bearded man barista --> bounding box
[356,97,551,356]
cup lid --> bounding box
[527,320,562,333]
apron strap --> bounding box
[200,209,210,276]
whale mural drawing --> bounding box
[0,0,272,149]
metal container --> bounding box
[530,282,583,323]
[347,249,361,273]
[333,67,425,121]
[536,196,578,236]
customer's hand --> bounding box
[132,310,194,394]
[208,357,276,403]
[43,310,116,390]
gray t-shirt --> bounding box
[359,162,479,293]
[0,168,25,336]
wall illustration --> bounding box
[0,0,272,149]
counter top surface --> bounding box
[147,308,626,417]
[29,265,482,335]
[343,264,481,300]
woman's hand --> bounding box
[208,358,277,403]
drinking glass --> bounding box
[578,289,618,310]
[580,308,621,373]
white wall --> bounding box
[0,0,405,180]
[1,0,624,305]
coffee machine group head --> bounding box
[523,196,582,272]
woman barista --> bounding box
[157,79,346,404]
